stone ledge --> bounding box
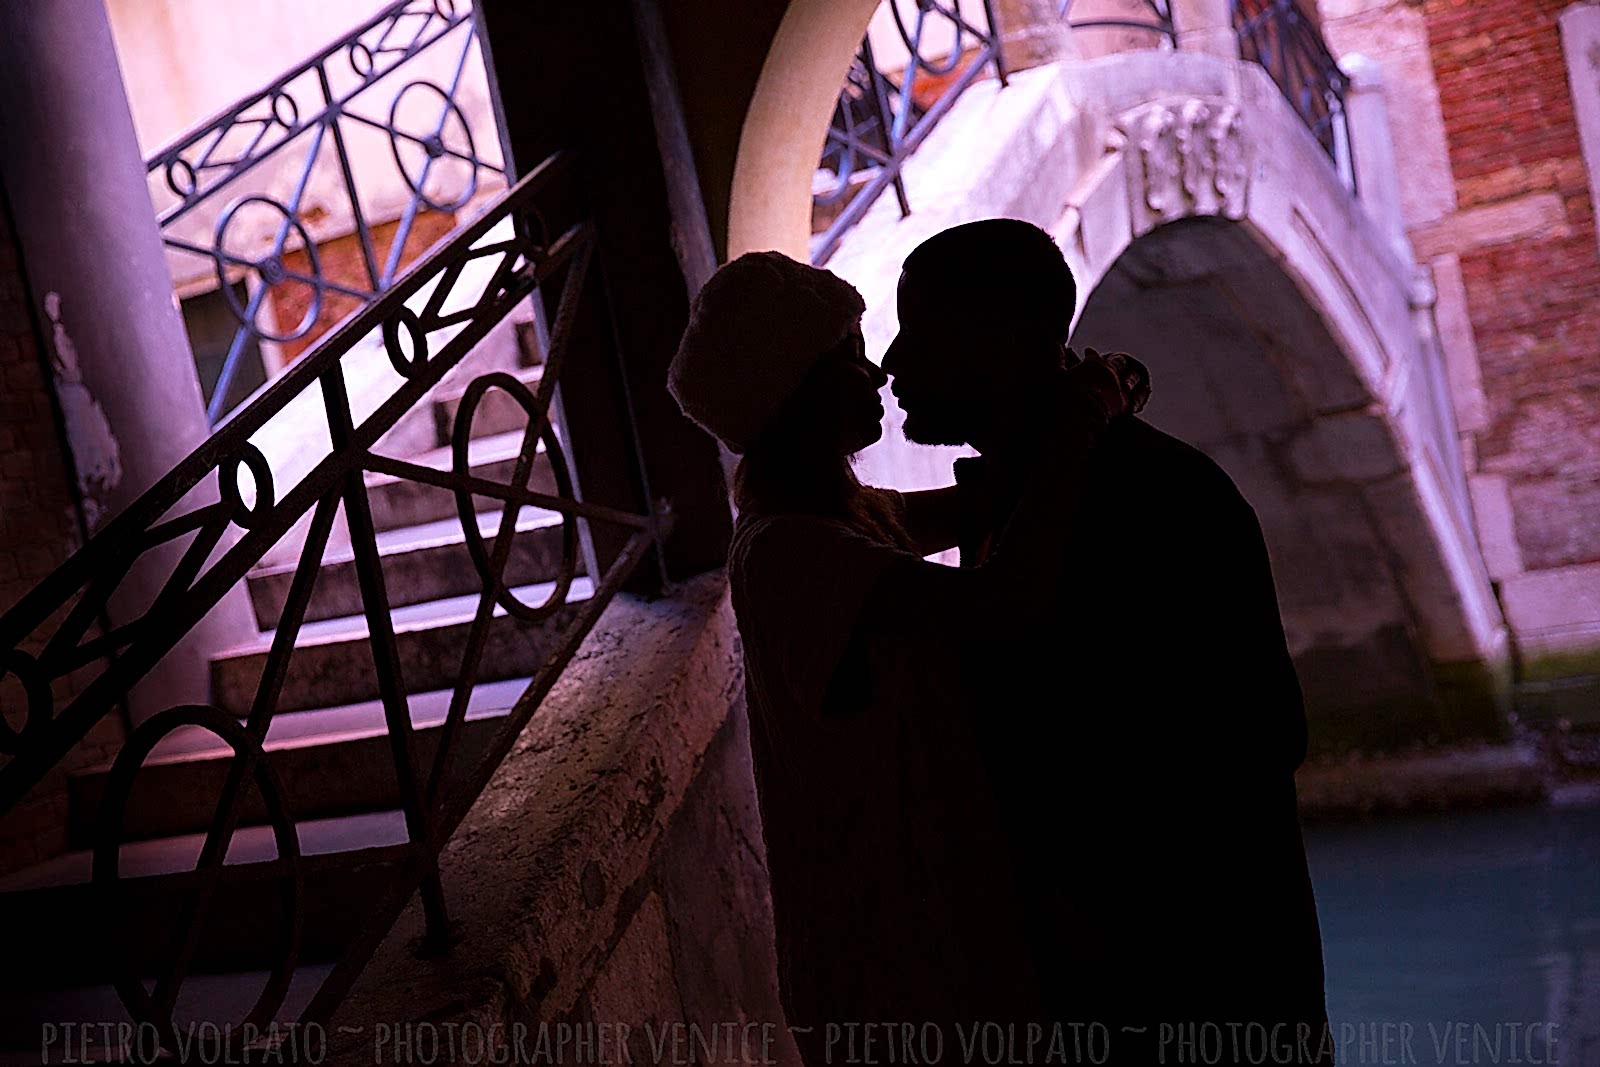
[1296,743,1546,822]
[1499,558,1600,635]
[1407,192,1573,260]
[327,572,743,1061]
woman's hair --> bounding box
[732,339,912,551]
[733,441,910,549]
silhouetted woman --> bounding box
[668,252,1145,1064]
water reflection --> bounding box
[1306,803,1600,1064]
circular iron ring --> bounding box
[451,372,578,623]
[214,195,325,343]
[93,705,303,1056]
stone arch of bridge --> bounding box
[727,5,1508,746]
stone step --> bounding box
[374,312,539,457]
[0,812,413,990]
[65,677,532,847]
[209,576,592,717]
[430,362,546,449]
[245,506,576,629]
[364,429,558,535]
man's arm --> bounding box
[1205,490,1308,772]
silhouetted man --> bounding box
[884,219,1331,1064]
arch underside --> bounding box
[1074,218,1450,749]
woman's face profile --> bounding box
[782,324,887,455]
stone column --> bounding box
[1171,0,1239,58]
[0,0,258,723]
[993,0,1075,70]
[1340,54,1413,266]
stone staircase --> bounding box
[0,313,592,1045]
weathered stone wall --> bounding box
[1418,0,1600,573]
[0,183,125,877]
[329,574,797,1065]
[588,697,793,1063]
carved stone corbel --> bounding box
[1118,98,1250,235]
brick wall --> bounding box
[0,181,125,878]
[1420,0,1600,571]
[273,207,461,363]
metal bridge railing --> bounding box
[0,150,668,1053]
[147,0,506,423]
[1232,0,1356,190]
[811,0,1008,265]
[1060,0,1176,43]
[810,0,1355,260]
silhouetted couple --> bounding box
[669,220,1332,1066]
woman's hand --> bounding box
[1101,349,1151,414]
[1063,347,1152,419]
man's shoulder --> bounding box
[1102,418,1248,505]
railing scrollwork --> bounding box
[148,0,507,422]
[811,0,1360,261]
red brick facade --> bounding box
[0,183,125,877]
[1423,0,1600,570]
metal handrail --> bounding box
[810,0,1179,263]
[147,0,506,423]
[0,151,668,1053]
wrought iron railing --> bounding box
[148,0,506,423]
[812,0,1007,265]
[1060,0,1176,43]
[0,151,668,1053]
[1232,0,1355,188]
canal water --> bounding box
[1305,802,1600,1064]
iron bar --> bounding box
[427,231,594,805]
[134,496,339,1035]
[323,356,452,946]
[298,521,665,1032]
[361,452,659,530]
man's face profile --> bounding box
[885,268,977,446]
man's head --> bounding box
[883,219,1076,446]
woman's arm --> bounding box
[898,486,965,556]
[857,354,1137,638]
[891,348,1147,560]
